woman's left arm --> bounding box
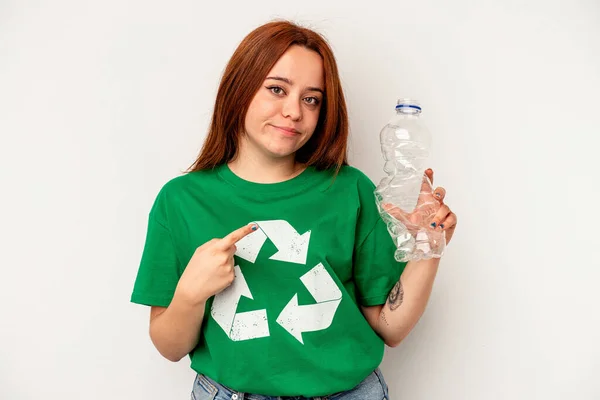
[361,257,440,347]
[362,168,457,347]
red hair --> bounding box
[187,20,349,173]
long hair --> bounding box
[187,20,349,173]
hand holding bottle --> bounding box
[382,168,457,246]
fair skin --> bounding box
[148,45,457,362]
[228,45,324,182]
[362,168,457,347]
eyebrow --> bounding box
[265,76,324,94]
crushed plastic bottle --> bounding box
[375,98,446,262]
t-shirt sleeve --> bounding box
[353,171,407,306]
[130,187,182,307]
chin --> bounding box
[263,142,304,159]
[266,148,297,159]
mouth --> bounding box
[271,125,301,136]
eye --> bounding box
[304,97,321,106]
[267,86,285,95]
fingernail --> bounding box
[431,222,437,228]
[435,193,441,198]
[251,224,257,231]
[440,224,444,229]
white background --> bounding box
[1,0,599,399]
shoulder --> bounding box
[335,166,381,216]
[158,168,219,196]
[334,165,377,191]
[310,165,377,207]
[149,169,220,216]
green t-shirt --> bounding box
[130,164,406,397]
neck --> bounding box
[228,141,306,184]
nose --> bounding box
[281,96,302,121]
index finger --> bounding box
[219,223,258,249]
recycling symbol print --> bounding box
[210,220,342,344]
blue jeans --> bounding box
[190,369,390,400]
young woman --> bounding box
[131,20,457,400]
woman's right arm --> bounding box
[149,298,206,362]
[147,223,257,362]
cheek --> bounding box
[259,100,279,119]
[245,105,270,135]
[248,93,279,121]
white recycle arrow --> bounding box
[276,263,342,344]
[234,220,311,265]
[210,265,270,341]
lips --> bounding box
[271,125,300,135]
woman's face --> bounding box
[242,45,324,161]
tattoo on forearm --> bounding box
[380,311,390,326]
[387,281,404,311]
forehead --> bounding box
[267,45,324,88]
